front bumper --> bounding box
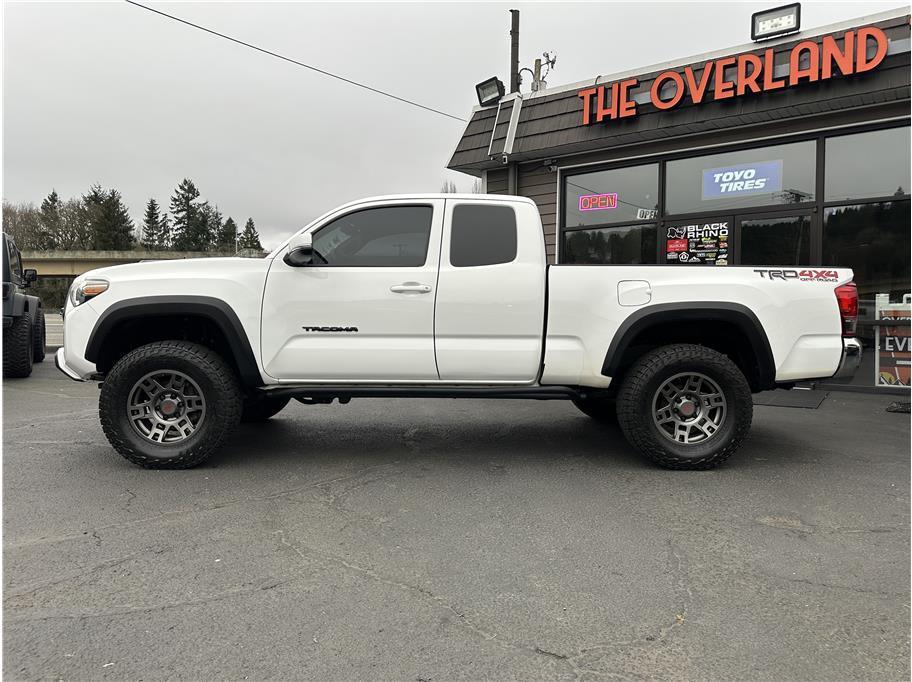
[55,347,86,382]
[832,338,863,380]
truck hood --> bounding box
[79,256,272,283]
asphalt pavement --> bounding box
[3,361,910,680]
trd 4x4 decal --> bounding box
[754,269,839,282]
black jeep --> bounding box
[2,232,46,377]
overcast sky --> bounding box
[3,0,906,248]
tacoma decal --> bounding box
[302,326,359,332]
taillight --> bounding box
[835,282,858,337]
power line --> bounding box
[124,0,467,123]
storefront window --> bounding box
[740,215,811,266]
[665,141,816,214]
[823,201,911,305]
[561,225,656,264]
[825,127,911,202]
[564,164,659,228]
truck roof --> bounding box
[342,193,535,203]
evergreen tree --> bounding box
[201,203,223,251]
[169,178,208,251]
[96,189,135,249]
[141,198,162,249]
[82,184,106,249]
[83,184,134,249]
[218,216,239,252]
[38,190,63,249]
[159,214,172,250]
[238,218,263,251]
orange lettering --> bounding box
[651,71,685,109]
[578,87,597,125]
[737,53,763,95]
[789,41,820,85]
[618,78,638,118]
[762,48,786,90]
[683,65,713,103]
[822,31,855,78]
[856,26,888,73]
[596,84,618,122]
[714,57,736,99]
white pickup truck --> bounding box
[57,194,861,470]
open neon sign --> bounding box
[579,193,618,211]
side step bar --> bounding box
[261,384,588,401]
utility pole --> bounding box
[510,9,520,93]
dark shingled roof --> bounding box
[448,13,910,175]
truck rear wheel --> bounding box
[99,341,242,469]
[3,311,34,378]
[32,313,46,362]
[616,344,752,470]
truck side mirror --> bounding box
[22,268,37,284]
[283,233,315,267]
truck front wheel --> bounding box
[99,341,243,469]
[616,344,752,470]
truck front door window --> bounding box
[312,205,433,267]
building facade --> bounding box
[448,8,911,390]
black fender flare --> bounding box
[601,302,776,389]
[85,295,263,387]
[25,295,41,316]
[10,292,27,317]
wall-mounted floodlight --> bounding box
[751,3,801,41]
[475,76,505,106]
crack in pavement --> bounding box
[273,530,584,679]
[4,577,295,623]
[566,540,693,676]
[748,568,908,598]
[4,462,413,551]
[4,553,139,600]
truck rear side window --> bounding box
[450,204,517,267]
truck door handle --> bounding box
[390,283,432,294]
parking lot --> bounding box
[3,361,909,680]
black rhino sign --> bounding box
[665,221,729,265]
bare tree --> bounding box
[2,201,42,248]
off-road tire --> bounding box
[617,344,752,470]
[572,397,617,425]
[32,313,46,362]
[99,341,242,469]
[3,311,34,378]
[241,395,291,422]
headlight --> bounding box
[69,278,109,307]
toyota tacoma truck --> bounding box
[56,195,861,470]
